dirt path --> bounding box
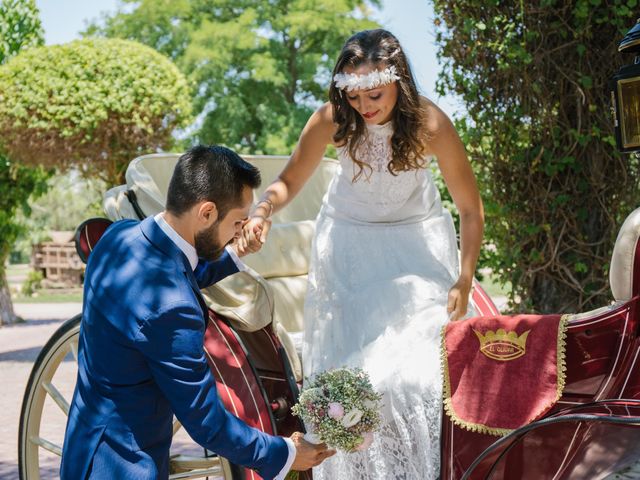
[0,303,207,479]
[0,303,81,479]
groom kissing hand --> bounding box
[60,145,335,479]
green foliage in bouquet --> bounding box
[292,368,383,452]
[284,471,299,480]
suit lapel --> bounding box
[140,217,209,321]
[184,267,210,321]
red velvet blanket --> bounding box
[441,314,568,436]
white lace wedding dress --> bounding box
[303,121,465,479]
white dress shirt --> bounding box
[154,213,296,478]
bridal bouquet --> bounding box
[292,367,383,452]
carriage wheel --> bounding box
[18,314,242,479]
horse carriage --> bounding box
[17,153,640,479]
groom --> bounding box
[60,145,333,479]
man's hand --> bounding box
[289,432,336,471]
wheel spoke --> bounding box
[169,455,222,478]
[169,468,224,480]
[69,339,78,362]
[169,468,225,480]
[22,318,228,480]
[173,418,182,436]
[170,454,220,471]
[42,381,70,416]
[29,436,62,457]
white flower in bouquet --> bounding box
[341,408,363,428]
[291,367,383,452]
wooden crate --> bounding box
[31,240,84,288]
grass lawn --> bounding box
[478,274,512,299]
[5,263,29,278]
[6,263,83,303]
[12,291,83,303]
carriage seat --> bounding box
[564,206,640,322]
[103,153,338,380]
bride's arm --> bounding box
[425,99,484,321]
[237,102,336,254]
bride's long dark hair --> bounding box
[329,29,429,181]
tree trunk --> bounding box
[0,270,18,326]
[531,274,573,314]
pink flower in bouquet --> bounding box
[355,431,374,451]
[328,402,345,420]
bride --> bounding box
[240,29,484,479]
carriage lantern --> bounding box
[610,18,640,152]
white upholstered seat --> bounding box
[104,153,338,380]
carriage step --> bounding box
[606,458,640,479]
[169,454,220,473]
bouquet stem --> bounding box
[284,471,300,480]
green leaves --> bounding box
[0,0,44,64]
[0,154,51,269]
[432,0,640,313]
[86,0,381,154]
[0,0,49,312]
[579,75,593,89]
[0,38,192,184]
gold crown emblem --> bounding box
[473,328,531,361]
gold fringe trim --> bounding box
[440,315,570,437]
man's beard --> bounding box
[194,221,227,261]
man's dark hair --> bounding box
[166,145,261,218]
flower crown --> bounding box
[333,65,401,92]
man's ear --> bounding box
[197,201,218,225]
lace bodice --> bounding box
[323,121,441,224]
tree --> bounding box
[0,0,42,59]
[0,0,50,325]
[12,172,106,262]
[432,1,640,313]
[86,0,382,153]
[0,38,192,185]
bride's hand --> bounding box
[447,277,472,321]
[235,215,272,256]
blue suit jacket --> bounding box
[60,217,288,479]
